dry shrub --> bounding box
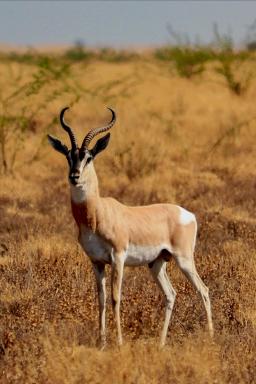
[41,331,221,384]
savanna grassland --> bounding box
[0,46,255,383]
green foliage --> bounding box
[215,52,253,95]
[156,46,214,78]
[155,23,254,81]
[0,58,80,173]
[64,41,93,62]
[98,48,137,63]
[155,24,216,78]
[7,51,38,65]
[216,59,241,95]
[2,49,60,66]
[3,46,136,65]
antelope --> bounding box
[47,107,214,348]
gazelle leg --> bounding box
[111,252,125,346]
[149,258,176,347]
[174,254,214,337]
[92,262,107,349]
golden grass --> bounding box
[0,53,255,383]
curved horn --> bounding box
[60,107,77,151]
[80,107,116,152]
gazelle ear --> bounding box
[90,133,111,158]
[47,134,69,156]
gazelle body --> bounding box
[48,107,213,348]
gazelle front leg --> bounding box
[111,251,125,346]
[92,262,106,349]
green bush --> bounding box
[215,51,253,95]
[98,48,137,63]
[156,46,214,78]
[64,43,93,62]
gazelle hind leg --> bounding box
[174,253,214,337]
[149,258,176,347]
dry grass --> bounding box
[0,52,255,383]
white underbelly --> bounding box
[79,226,171,267]
[124,243,171,266]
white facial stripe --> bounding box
[70,161,96,203]
[178,206,196,225]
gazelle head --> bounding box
[48,107,116,186]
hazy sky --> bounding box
[0,1,255,47]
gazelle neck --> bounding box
[70,162,100,204]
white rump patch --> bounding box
[178,206,196,225]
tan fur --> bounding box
[72,196,195,256]
[70,163,195,258]
[171,220,197,255]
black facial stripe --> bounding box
[66,152,72,166]
[79,150,85,161]
[71,149,80,161]
[66,147,92,172]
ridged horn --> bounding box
[60,107,77,151]
[80,108,116,153]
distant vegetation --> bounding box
[0,44,138,66]
[1,24,255,96]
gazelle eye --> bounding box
[86,157,92,164]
